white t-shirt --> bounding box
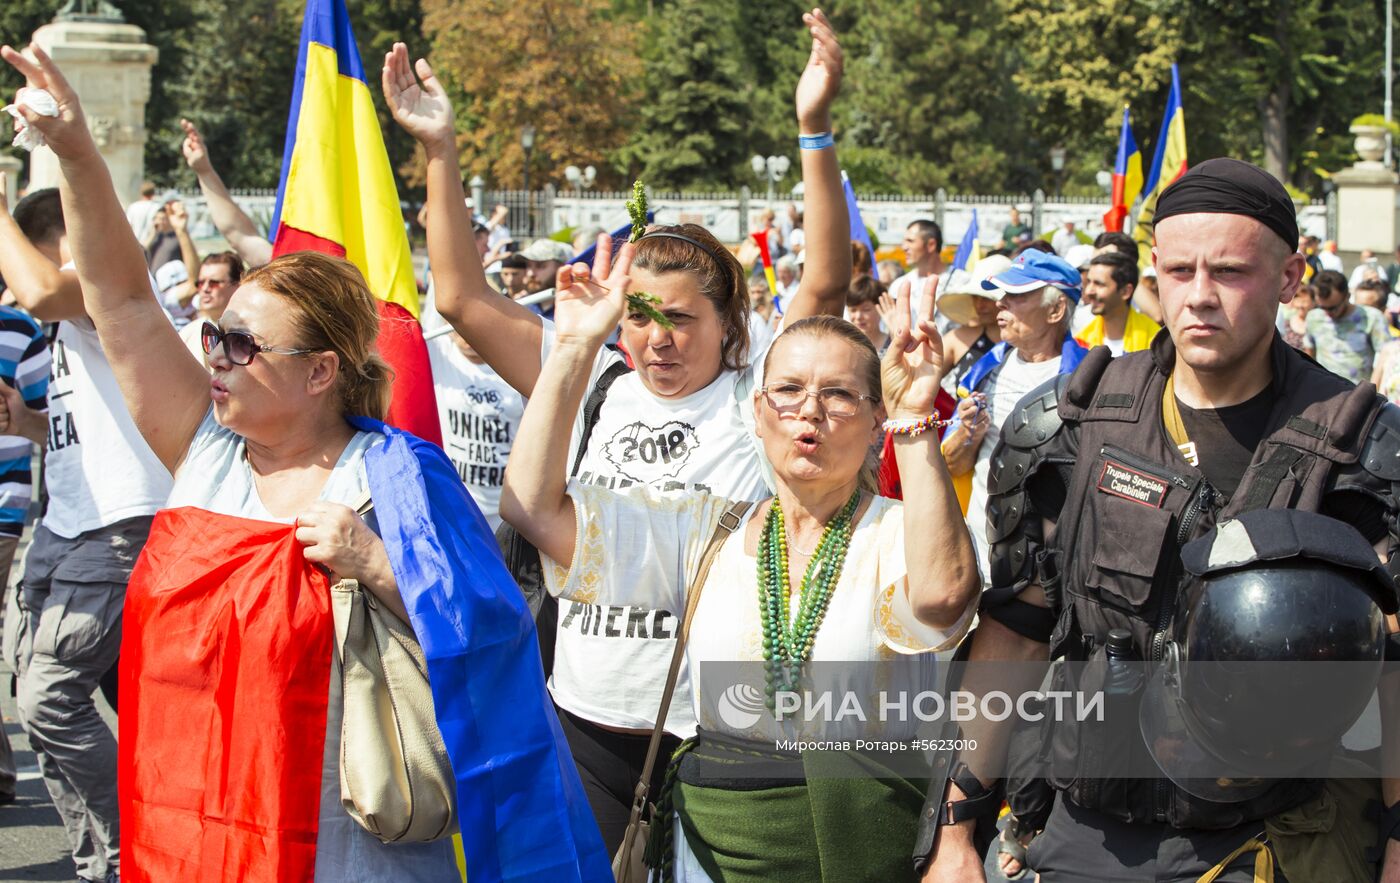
[747,310,775,359]
[965,350,1063,581]
[543,484,973,740]
[1104,337,1126,357]
[42,316,173,537]
[427,336,525,532]
[126,198,159,243]
[540,323,773,736]
[899,268,955,333]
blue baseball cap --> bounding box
[980,250,1081,303]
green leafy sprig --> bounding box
[623,180,674,329]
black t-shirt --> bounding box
[1176,387,1275,500]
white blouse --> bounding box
[543,482,976,743]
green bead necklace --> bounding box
[757,490,861,708]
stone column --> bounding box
[24,17,157,207]
[0,154,22,207]
[1332,128,1400,268]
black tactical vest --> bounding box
[1044,332,1388,828]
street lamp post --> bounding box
[1387,0,1394,168]
[750,154,791,209]
[564,164,597,230]
[1049,146,1066,200]
[521,125,536,237]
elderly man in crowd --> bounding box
[940,250,1088,580]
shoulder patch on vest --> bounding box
[1095,393,1135,409]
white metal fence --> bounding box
[176,187,1330,252]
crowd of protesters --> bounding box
[2,7,1400,883]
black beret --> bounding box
[1153,158,1298,249]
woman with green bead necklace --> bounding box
[501,236,981,882]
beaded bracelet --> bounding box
[799,132,835,151]
[883,415,954,437]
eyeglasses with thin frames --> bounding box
[759,383,877,418]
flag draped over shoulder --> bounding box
[350,416,612,883]
[1102,107,1143,233]
[843,171,879,276]
[272,0,441,446]
[1132,65,1188,265]
[952,209,980,272]
[120,423,610,883]
[119,510,333,883]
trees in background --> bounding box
[0,0,1391,198]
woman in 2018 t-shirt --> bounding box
[384,8,853,850]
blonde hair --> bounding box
[764,315,883,494]
[241,252,392,420]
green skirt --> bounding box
[664,733,928,883]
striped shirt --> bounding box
[0,307,49,536]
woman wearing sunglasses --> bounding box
[384,9,854,851]
[0,43,611,883]
[501,238,981,882]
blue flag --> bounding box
[952,210,980,271]
[842,172,879,276]
[570,214,654,265]
[352,417,611,883]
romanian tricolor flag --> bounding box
[271,0,441,445]
[1132,64,1188,265]
[952,209,980,272]
[1102,107,1143,233]
[753,228,780,307]
[119,421,611,883]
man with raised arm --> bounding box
[179,118,273,269]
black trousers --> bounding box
[1027,794,1289,883]
[555,704,683,855]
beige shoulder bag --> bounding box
[612,500,754,882]
[328,493,457,843]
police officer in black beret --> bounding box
[918,158,1400,882]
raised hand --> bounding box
[180,118,212,174]
[882,273,945,419]
[876,288,897,332]
[794,8,843,132]
[0,43,94,161]
[381,43,455,149]
[552,233,634,347]
[167,199,189,233]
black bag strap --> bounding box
[571,355,631,477]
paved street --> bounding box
[0,668,115,882]
[0,507,110,883]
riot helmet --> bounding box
[1140,509,1392,802]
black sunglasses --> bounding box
[200,321,318,366]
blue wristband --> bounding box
[799,132,834,151]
